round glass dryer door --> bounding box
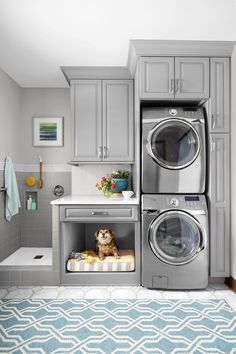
[149,211,202,265]
[147,119,200,169]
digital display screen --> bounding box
[183,107,198,111]
[185,196,199,201]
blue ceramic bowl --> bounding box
[112,178,128,193]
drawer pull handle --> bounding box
[91,211,108,216]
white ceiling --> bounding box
[0,0,236,87]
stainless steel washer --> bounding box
[142,194,208,289]
[142,107,206,193]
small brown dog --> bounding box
[95,229,120,260]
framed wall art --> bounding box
[33,117,63,147]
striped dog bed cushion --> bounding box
[67,249,135,272]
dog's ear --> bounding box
[109,229,115,237]
[95,230,100,239]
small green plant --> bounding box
[111,170,130,179]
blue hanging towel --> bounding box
[4,156,21,221]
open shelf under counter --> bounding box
[58,201,140,286]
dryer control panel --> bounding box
[165,195,206,209]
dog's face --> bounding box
[95,229,114,245]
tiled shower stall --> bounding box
[0,170,71,264]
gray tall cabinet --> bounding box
[208,58,230,277]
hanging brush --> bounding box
[38,156,43,189]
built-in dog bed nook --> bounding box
[67,249,135,272]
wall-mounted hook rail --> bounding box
[0,187,7,192]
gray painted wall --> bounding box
[20,88,71,164]
[0,69,21,262]
[0,68,21,163]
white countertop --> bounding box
[51,194,139,205]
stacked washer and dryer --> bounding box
[141,107,209,289]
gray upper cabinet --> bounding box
[209,134,230,277]
[140,56,209,99]
[102,80,133,162]
[175,57,209,99]
[72,80,102,162]
[210,58,230,133]
[140,57,174,99]
[71,79,134,163]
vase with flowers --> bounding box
[111,170,130,193]
[96,176,116,197]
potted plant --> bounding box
[96,176,116,197]
[111,170,130,193]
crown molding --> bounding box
[127,39,236,76]
[61,66,132,83]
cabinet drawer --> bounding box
[60,205,139,221]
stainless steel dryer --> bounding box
[142,194,208,289]
[142,107,206,193]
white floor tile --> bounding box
[58,288,84,299]
[31,288,58,299]
[110,288,137,299]
[137,289,163,299]
[0,289,8,299]
[188,291,216,300]
[84,288,110,299]
[1,284,234,303]
[163,291,189,300]
[4,289,33,299]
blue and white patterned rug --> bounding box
[0,299,236,353]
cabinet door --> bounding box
[175,57,209,99]
[140,57,174,99]
[72,80,102,161]
[210,58,230,133]
[209,134,230,277]
[102,80,134,162]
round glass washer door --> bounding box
[149,210,203,265]
[147,118,200,170]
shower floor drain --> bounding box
[34,255,43,259]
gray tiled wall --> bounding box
[19,171,71,247]
[0,173,21,262]
[0,171,71,263]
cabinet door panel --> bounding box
[175,57,209,99]
[103,80,134,162]
[209,134,230,277]
[210,58,230,133]
[72,80,102,161]
[140,57,174,99]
